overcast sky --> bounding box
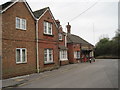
[0,0,119,45]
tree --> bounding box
[95,30,120,58]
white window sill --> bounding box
[59,39,63,41]
[16,62,27,64]
[44,62,54,65]
[16,28,26,31]
[60,59,68,61]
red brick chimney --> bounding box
[55,20,60,27]
[66,22,71,34]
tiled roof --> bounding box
[67,33,93,46]
[0,1,14,10]
[33,7,49,19]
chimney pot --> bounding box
[66,22,71,34]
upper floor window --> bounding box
[59,33,62,40]
[44,21,52,35]
[16,17,26,30]
[74,51,80,59]
[16,48,27,64]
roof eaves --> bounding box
[1,0,18,13]
[34,7,58,29]
[33,7,49,19]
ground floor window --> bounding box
[90,51,94,57]
[16,48,27,64]
[44,49,53,64]
[60,50,68,60]
[74,51,80,59]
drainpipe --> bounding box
[65,32,68,60]
[36,19,39,73]
[65,33,67,47]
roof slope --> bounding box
[58,45,67,50]
[67,34,93,46]
[33,7,48,19]
[0,0,36,19]
[0,1,14,10]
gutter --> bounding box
[36,20,39,73]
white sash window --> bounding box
[44,49,53,63]
[16,17,26,30]
[44,21,52,35]
[60,50,68,61]
[16,48,27,64]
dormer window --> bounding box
[59,33,62,40]
[44,21,52,35]
[16,17,26,30]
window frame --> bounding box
[44,49,53,64]
[60,50,68,60]
[16,17,21,29]
[59,33,62,40]
[16,17,27,30]
[74,51,80,59]
[43,21,52,35]
[16,48,27,64]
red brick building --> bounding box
[1,0,94,79]
[56,20,69,66]
[66,23,94,64]
[33,7,59,72]
[1,0,37,79]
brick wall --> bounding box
[38,10,59,71]
[67,43,80,63]
[2,2,36,79]
[58,27,65,46]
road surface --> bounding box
[16,59,118,88]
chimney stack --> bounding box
[66,22,71,34]
[55,20,60,27]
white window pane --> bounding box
[22,19,26,30]
[49,49,53,61]
[22,49,26,62]
[44,49,47,61]
[76,51,80,59]
[16,18,20,29]
[44,49,53,63]
[16,49,20,62]
[44,54,47,61]
[59,34,62,40]
[44,22,47,33]
[48,23,52,34]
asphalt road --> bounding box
[17,59,118,88]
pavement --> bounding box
[2,59,118,88]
